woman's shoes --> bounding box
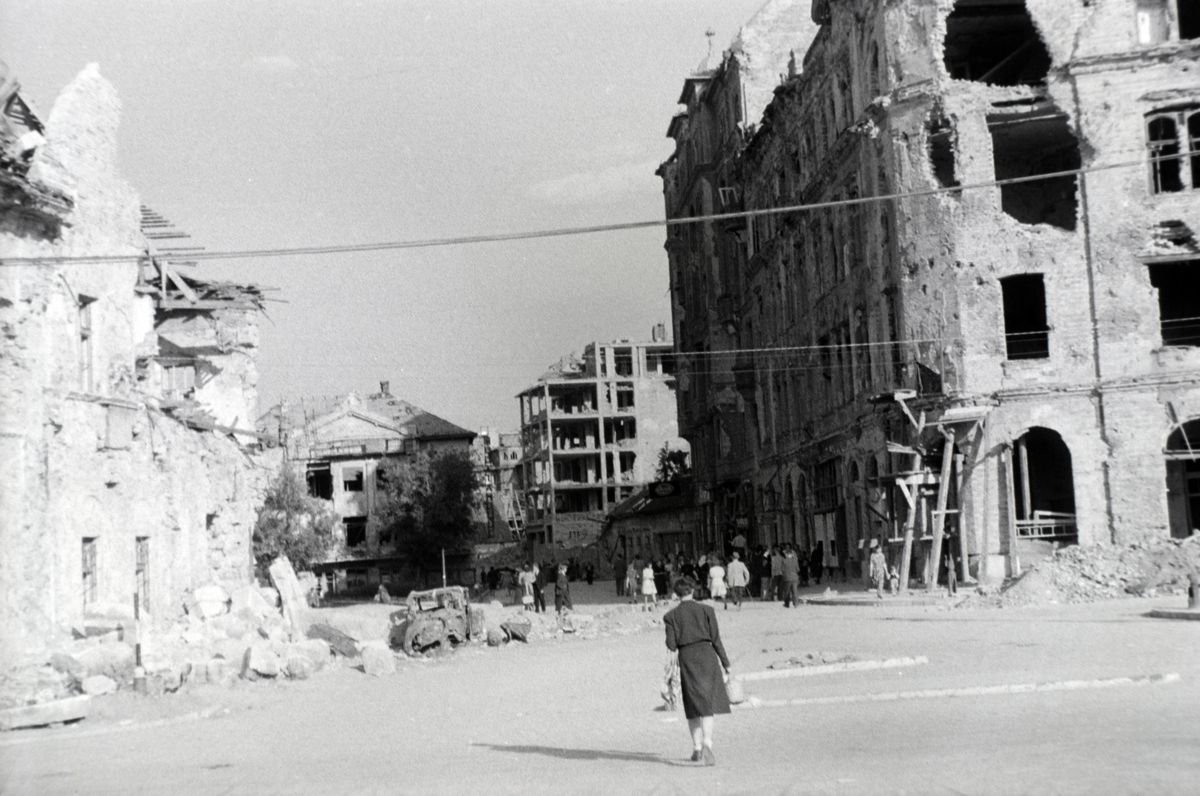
[701,746,716,766]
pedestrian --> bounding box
[625,560,638,602]
[663,576,732,766]
[654,558,669,598]
[769,546,783,601]
[613,552,626,597]
[942,538,958,596]
[518,563,536,611]
[555,563,573,613]
[725,551,750,609]
[869,541,887,600]
[810,542,824,585]
[532,561,547,613]
[641,560,657,610]
[780,545,801,608]
[585,562,595,585]
[707,557,728,609]
[888,564,900,595]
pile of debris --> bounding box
[971,535,1200,608]
[0,558,354,730]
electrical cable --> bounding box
[0,150,1184,267]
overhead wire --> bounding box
[0,148,1178,267]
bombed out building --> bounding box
[0,65,271,657]
[659,0,1200,586]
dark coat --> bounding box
[664,599,731,719]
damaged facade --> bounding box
[659,0,1200,585]
[257,384,476,592]
[517,329,687,548]
[0,65,270,658]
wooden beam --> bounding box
[898,450,922,593]
[1002,445,1022,578]
[927,429,956,593]
[955,451,969,583]
[166,268,197,303]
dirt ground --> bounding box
[2,581,1199,795]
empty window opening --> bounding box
[135,536,149,612]
[1011,427,1076,540]
[613,348,634,377]
[943,0,1051,86]
[1136,0,1171,44]
[1181,0,1200,38]
[306,461,333,499]
[82,537,98,610]
[344,516,367,548]
[1001,274,1050,359]
[1165,419,1200,538]
[78,295,96,393]
[341,466,364,493]
[1146,108,1200,193]
[927,112,960,189]
[989,111,1080,230]
[1147,261,1200,346]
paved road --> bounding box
[2,593,1198,794]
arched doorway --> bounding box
[1011,427,1077,542]
[1165,419,1200,539]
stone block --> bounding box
[230,584,274,619]
[285,655,315,680]
[360,642,395,677]
[292,638,332,670]
[242,643,280,679]
[185,583,232,619]
[559,613,594,633]
[0,695,90,731]
[80,674,117,696]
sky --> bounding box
[2,0,768,435]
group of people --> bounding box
[609,551,755,612]
[513,561,576,614]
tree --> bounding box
[252,464,338,577]
[655,443,691,481]
[372,450,480,573]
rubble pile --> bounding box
[974,535,1200,608]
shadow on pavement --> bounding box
[472,742,670,766]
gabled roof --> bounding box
[259,390,474,442]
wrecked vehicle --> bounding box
[388,586,478,656]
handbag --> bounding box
[724,673,745,704]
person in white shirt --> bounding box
[724,551,750,610]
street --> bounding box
[2,587,1198,795]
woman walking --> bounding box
[663,577,732,765]
[640,560,657,610]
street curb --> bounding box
[1147,608,1200,621]
[733,672,1181,710]
[740,655,929,682]
[0,704,229,748]
[801,593,967,607]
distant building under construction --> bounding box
[658,0,1200,586]
[516,328,686,549]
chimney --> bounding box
[379,380,390,396]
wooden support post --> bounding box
[927,429,956,593]
[898,459,921,593]
[1002,444,1022,578]
[955,451,969,583]
[1016,436,1031,521]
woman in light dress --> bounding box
[641,560,657,610]
[707,558,728,605]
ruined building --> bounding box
[658,0,1200,585]
[257,384,476,591]
[0,65,270,657]
[516,329,686,548]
